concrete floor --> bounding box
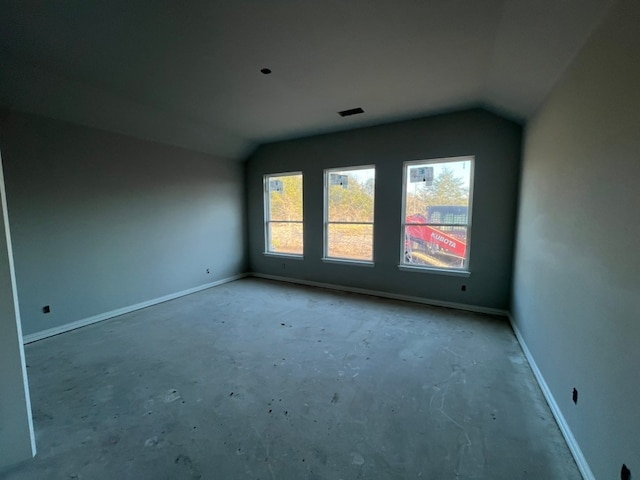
[2,278,580,479]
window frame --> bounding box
[323,165,376,265]
[263,171,304,258]
[399,156,475,275]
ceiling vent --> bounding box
[338,107,364,117]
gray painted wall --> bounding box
[0,110,247,336]
[0,153,35,468]
[247,109,521,310]
[512,0,640,478]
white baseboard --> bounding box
[22,273,248,344]
[250,272,508,317]
[508,314,594,480]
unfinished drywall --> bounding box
[247,109,522,310]
[0,153,35,468]
[0,109,247,337]
[512,0,640,478]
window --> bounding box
[264,172,303,256]
[401,156,474,271]
[324,166,375,262]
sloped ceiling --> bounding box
[0,0,614,160]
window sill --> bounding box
[322,258,375,268]
[263,252,304,260]
[397,265,470,277]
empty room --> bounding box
[1,1,638,479]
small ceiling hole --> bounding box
[621,464,631,480]
[260,68,272,75]
[572,388,578,404]
[338,107,364,117]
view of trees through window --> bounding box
[325,167,375,261]
[264,160,472,270]
[265,173,303,255]
[403,157,473,270]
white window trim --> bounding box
[323,165,376,263]
[397,264,471,277]
[322,257,375,267]
[263,252,305,260]
[263,171,303,257]
[399,156,474,273]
